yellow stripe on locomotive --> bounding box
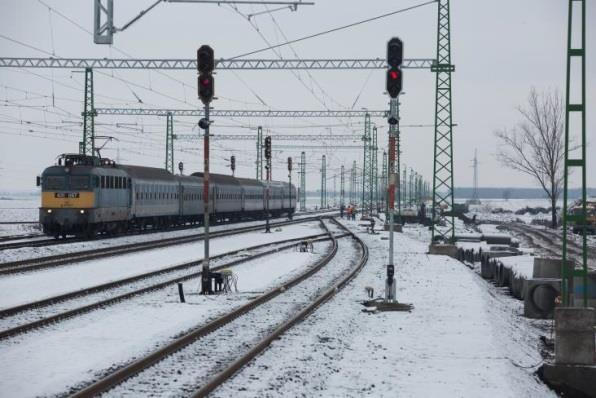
[42,191,95,209]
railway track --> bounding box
[66,218,367,397]
[0,216,323,276]
[0,227,340,340]
[501,223,595,268]
[0,233,43,243]
[0,209,334,252]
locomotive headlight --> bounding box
[47,209,52,214]
[80,209,85,214]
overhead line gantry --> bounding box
[0,57,435,70]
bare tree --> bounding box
[494,88,565,228]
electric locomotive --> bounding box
[38,154,296,238]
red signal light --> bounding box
[389,70,399,80]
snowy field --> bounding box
[213,221,554,397]
[0,214,559,397]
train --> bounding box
[37,154,296,238]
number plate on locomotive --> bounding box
[55,192,80,199]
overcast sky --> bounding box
[0,0,594,192]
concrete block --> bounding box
[510,274,526,300]
[533,257,566,279]
[480,262,492,279]
[555,307,595,365]
[524,278,561,319]
[428,244,458,259]
[541,362,596,398]
[383,222,402,232]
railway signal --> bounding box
[197,45,214,74]
[230,155,236,176]
[197,45,215,105]
[198,44,215,295]
[264,136,272,160]
[386,37,403,98]
[198,74,214,105]
[265,136,272,232]
[287,156,292,172]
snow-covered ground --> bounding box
[0,222,322,310]
[463,198,559,225]
[0,215,558,397]
[0,243,330,398]
[0,211,327,264]
[0,195,39,223]
[213,220,555,398]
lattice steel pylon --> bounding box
[256,126,263,180]
[361,113,373,214]
[165,112,174,173]
[431,0,455,243]
[320,155,327,208]
[340,165,345,207]
[299,151,306,212]
[372,126,378,214]
[349,161,356,205]
[562,0,588,307]
[81,67,96,156]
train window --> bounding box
[109,176,114,189]
[100,176,105,189]
[44,176,65,190]
[70,176,90,190]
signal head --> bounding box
[386,67,402,98]
[197,45,214,74]
[198,74,214,105]
[387,37,403,68]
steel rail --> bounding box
[67,219,339,398]
[192,218,368,397]
[0,232,344,340]
[502,223,595,268]
[0,216,322,275]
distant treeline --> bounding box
[302,187,595,200]
[453,187,596,199]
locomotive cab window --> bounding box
[70,176,90,190]
[43,176,65,190]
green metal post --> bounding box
[562,0,588,306]
[82,67,96,156]
[299,151,306,212]
[256,126,263,180]
[340,165,345,208]
[361,113,372,214]
[321,155,327,209]
[431,0,455,243]
[372,126,378,214]
[165,112,174,173]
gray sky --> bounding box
[0,0,594,192]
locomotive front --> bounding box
[38,154,99,238]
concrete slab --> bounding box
[555,307,595,365]
[541,362,596,398]
[428,243,458,259]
